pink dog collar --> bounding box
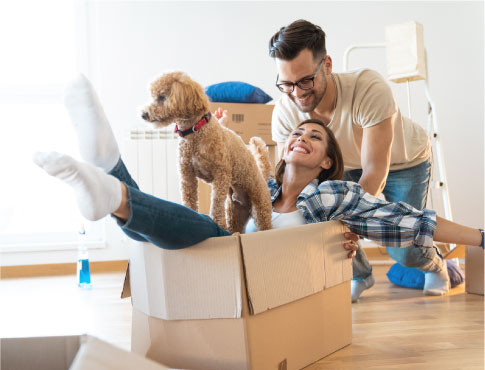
[174,112,212,137]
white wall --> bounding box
[19,0,479,264]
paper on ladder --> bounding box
[386,21,427,83]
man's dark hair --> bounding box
[269,19,327,62]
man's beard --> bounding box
[290,76,327,113]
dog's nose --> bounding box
[141,112,149,121]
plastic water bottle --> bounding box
[77,224,92,289]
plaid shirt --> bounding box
[268,178,437,248]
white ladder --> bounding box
[343,43,454,251]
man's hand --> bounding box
[343,232,359,259]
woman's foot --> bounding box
[351,274,375,302]
[64,74,120,172]
[423,267,450,296]
[33,151,122,221]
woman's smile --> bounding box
[291,143,310,154]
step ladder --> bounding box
[342,21,456,255]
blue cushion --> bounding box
[387,263,425,289]
[205,82,272,104]
[386,260,465,289]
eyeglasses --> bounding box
[276,57,326,93]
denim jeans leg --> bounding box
[118,185,231,249]
[109,157,139,190]
[108,157,145,241]
[343,169,374,282]
[382,159,444,272]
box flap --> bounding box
[1,335,82,370]
[240,221,352,315]
[70,336,168,370]
[120,262,131,299]
[129,234,243,320]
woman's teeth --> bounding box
[293,146,308,153]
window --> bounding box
[0,0,104,251]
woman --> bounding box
[34,75,484,265]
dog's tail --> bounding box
[249,137,272,180]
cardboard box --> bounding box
[209,102,275,145]
[0,335,167,370]
[466,246,484,295]
[124,221,352,370]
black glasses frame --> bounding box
[276,56,326,93]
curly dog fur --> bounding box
[141,71,272,233]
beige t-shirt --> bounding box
[272,69,431,171]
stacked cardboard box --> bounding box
[123,220,352,370]
[208,102,275,146]
[466,246,484,295]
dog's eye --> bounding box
[157,95,166,103]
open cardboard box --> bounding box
[208,102,275,146]
[466,246,484,295]
[0,334,167,370]
[122,220,352,370]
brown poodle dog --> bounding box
[141,71,272,233]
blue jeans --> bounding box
[344,159,444,282]
[109,158,230,249]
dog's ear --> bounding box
[172,76,210,118]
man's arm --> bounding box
[359,114,395,196]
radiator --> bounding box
[123,126,182,204]
[123,126,212,213]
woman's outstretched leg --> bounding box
[64,73,120,172]
[33,152,122,221]
[64,73,140,206]
[33,152,230,249]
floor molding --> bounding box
[1,260,128,279]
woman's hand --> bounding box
[343,232,359,259]
[213,107,229,126]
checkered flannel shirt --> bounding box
[268,178,437,248]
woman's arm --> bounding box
[434,216,483,247]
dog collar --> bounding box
[174,113,212,137]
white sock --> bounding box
[64,73,120,172]
[423,267,450,296]
[351,275,375,303]
[33,152,122,221]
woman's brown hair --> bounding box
[274,119,344,185]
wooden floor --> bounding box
[0,265,483,370]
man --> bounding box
[269,19,449,301]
